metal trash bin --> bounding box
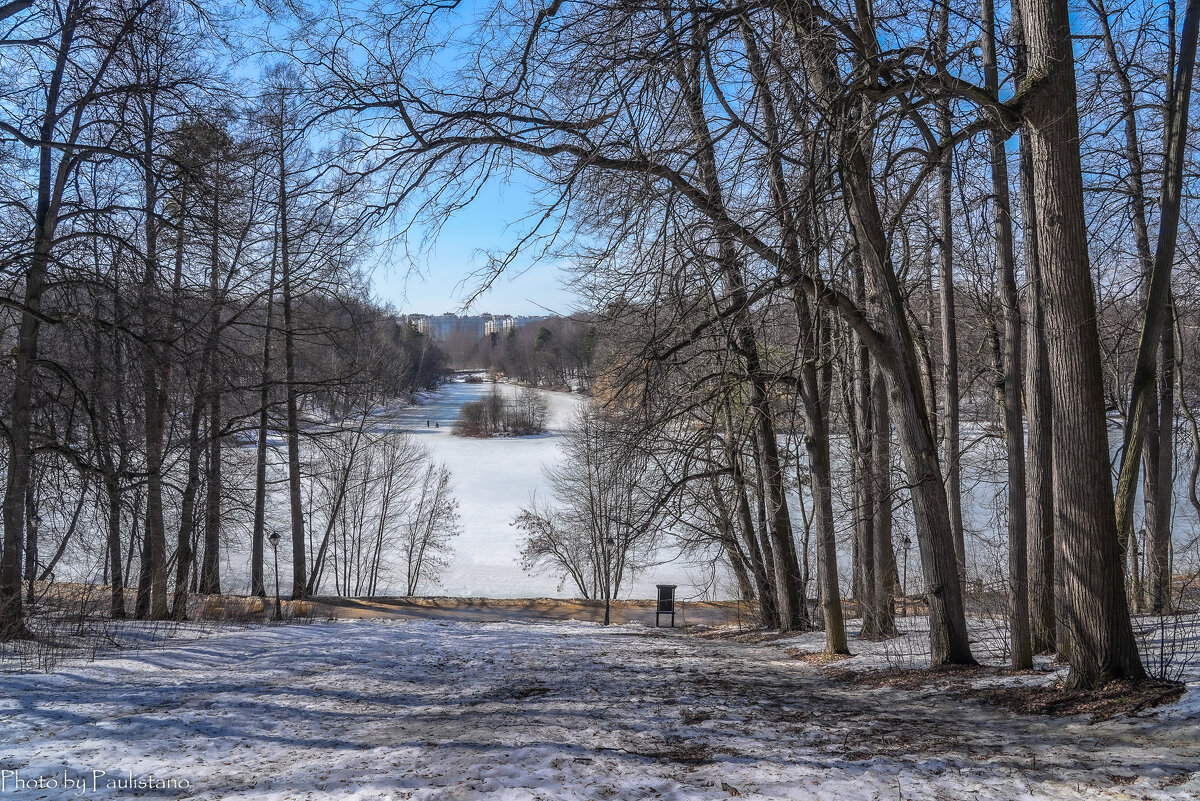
[655,584,677,627]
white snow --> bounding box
[387,382,587,598]
[304,382,713,601]
[2,617,1197,800]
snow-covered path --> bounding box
[2,620,1197,800]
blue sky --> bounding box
[371,176,576,317]
[355,0,576,318]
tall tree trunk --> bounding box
[251,253,278,598]
[0,16,74,637]
[23,478,36,606]
[788,1,975,665]
[1093,0,1168,610]
[278,146,307,600]
[936,0,966,584]
[199,188,223,595]
[983,0,1032,669]
[726,408,778,628]
[742,24,843,644]
[801,318,848,650]
[666,16,803,629]
[1017,0,1146,687]
[850,261,878,635]
[1013,2,1057,656]
[870,369,897,638]
[1112,0,1200,557]
[172,381,206,620]
[140,111,169,620]
[1148,299,1176,612]
[200,395,222,594]
[749,400,805,630]
[106,475,125,619]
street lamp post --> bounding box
[901,534,912,617]
[268,530,282,621]
[603,536,615,626]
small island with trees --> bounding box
[452,383,551,437]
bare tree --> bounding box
[517,403,658,624]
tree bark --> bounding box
[1017,0,1146,687]
[983,0,1032,669]
[1148,299,1175,612]
[139,94,169,620]
[199,184,223,596]
[0,12,75,637]
[1012,2,1057,656]
[850,262,878,636]
[251,249,278,597]
[870,369,897,638]
[106,474,125,619]
[278,138,307,600]
[935,0,966,584]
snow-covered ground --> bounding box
[159,380,710,602]
[2,617,1197,800]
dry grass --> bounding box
[784,647,854,664]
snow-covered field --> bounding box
[387,383,708,600]
[181,381,709,602]
[390,382,586,598]
[2,617,1197,800]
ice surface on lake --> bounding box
[208,381,708,602]
[390,381,585,598]
[387,382,709,600]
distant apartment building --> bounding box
[402,312,548,342]
[484,316,517,337]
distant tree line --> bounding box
[445,316,596,390]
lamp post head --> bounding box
[268,531,281,548]
[32,513,41,528]
[902,534,912,549]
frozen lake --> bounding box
[240,380,702,602]
[47,376,1198,606]
[34,379,708,604]
[382,381,706,600]
[391,381,585,598]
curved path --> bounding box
[2,620,1196,800]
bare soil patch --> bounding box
[966,677,1186,721]
[827,662,1185,721]
[827,663,995,690]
